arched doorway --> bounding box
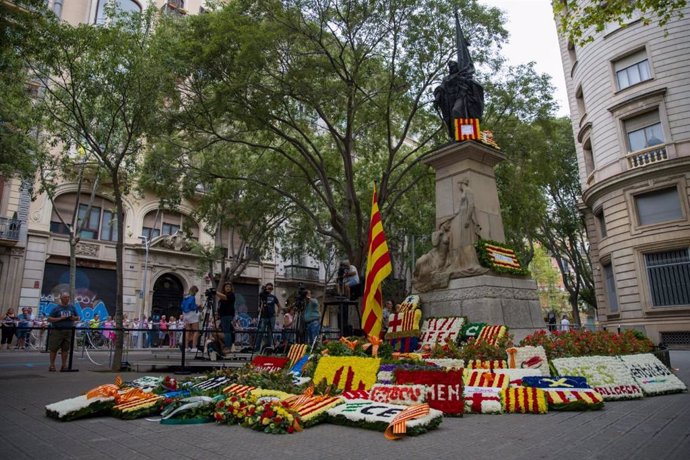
[151,273,183,320]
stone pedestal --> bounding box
[418,140,546,340]
[424,141,506,242]
[419,274,545,342]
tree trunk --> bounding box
[111,175,125,371]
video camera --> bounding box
[205,287,216,297]
[294,283,308,310]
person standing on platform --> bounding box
[255,283,279,352]
[382,300,393,336]
[180,286,200,352]
[47,292,79,371]
[341,260,360,300]
[216,282,236,354]
[304,290,321,345]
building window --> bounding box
[624,111,664,152]
[50,193,120,242]
[614,49,651,90]
[595,208,607,238]
[96,0,142,25]
[142,210,198,240]
[575,85,586,118]
[602,262,618,313]
[645,248,690,307]
[583,138,594,176]
[635,187,683,226]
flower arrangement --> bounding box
[476,325,509,346]
[283,394,344,427]
[215,394,302,434]
[475,240,530,276]
[544,389,604,411]
[418,316,466,348]
[395,369,464,415]
[493,368,542,387]
[160,396,218,424]
[506,346,550,376]
[427,336,463,359]
[213,367,303,394]
[551,356,643,401]
[619,353,687,396]
[249,389,294,402]
[312,356,381,392]
[45,395,115,421]
[519,330,654,360]
[326,399,443,436]
[461,322,487,342]
[112,396,164,420]
[369,384,427,406]
[464,370,508,388]
[464,387,503,414]
[502,387,548,414]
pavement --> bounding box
[1,348,689,460]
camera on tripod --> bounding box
[205,287,216,297]
[294,283,308,311]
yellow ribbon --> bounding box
[543,378,574,388]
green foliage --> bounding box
[529,244,570,314]
[213,367,304,393]
[554,0,688,45]
[457,334,514,362]
[152,0,508,268]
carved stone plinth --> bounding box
[419,274,545,342]
[416,140,545,340]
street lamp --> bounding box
[137,235,150,348]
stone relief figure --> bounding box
[157,230,193,252]
[448,178,487,276]
[413,218,452,292]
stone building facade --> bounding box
[556,3,690,345]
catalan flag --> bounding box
[361,183,392,337]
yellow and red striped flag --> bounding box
[361,183,392,337]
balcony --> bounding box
[0,217,21,244]
[627,144,667,169]
[283,264,320,282]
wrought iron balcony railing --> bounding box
[0,217,21,241]
[283,264,320,282]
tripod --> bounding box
[194,290,217,360]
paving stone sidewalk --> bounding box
[1,350,688,460]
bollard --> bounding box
[64,327,79,372]
[175,327,190,375]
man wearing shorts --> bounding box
[47,292,79,372]
[180,286,200,351]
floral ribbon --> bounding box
[339,337,359,351]
[384,403,430,440]
[86,384,119,400]
[362,335,383,357]
[506,347,517,368]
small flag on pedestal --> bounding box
[454,118,480,141]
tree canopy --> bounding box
[554,0,688,45]
[149,0,508,269]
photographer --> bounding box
[339,260,360,299]
[303,290,321,345]
[215,282,236,353]
[254,283,280,352]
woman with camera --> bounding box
[216,282,236,353]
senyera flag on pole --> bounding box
[361,183,392,338]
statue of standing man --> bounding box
[433,11,484,140]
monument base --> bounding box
[418,273,545,342]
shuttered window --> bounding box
[634,187,683,226]
[602,263,619,313]
[645,249,690,307]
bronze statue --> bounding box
[433,11,484,140]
